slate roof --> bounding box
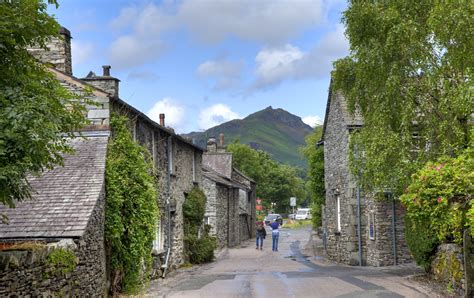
[0,136,108,240]
[202,166,247,189]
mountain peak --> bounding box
[182,107,314,169]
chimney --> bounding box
[27,27,72,75]
[207,137,217,153]
[82,65,120,97]
[103,65,111,76]
[219,133,225,146]
[159,114,165,126]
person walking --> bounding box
[270,219,280,252]
[255,221,266,250]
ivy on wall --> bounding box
[105,114,158,294]
[183,186,217,264]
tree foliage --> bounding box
[227,141,306,213]
[301,127,325,228]
[0,0,88,207]
[333,0,473,195]
[105,115,158,294]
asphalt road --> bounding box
[146,225,439,297]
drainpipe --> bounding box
[162,136,172,278]
[391,194,397,266]
[357,181,362,267]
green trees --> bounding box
[301,127,325,227]
[227,141,306,214]
[0,0,88,207]
[333,0,473,195]
[105,115,158,293]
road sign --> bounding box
[290,197,296,207]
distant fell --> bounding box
[183,106,316,169]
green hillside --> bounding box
[183,106,318,169]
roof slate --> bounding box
[0,136,108,240]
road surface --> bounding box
[146,225,438,297]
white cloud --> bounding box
[302,115,324,127]
[249,24,349,92]
[198,104,240,130]
[177,0,324,44]
[147,98,186,132]
[108,3,172,69]
[197,59,243,91]
[71,40,94,68]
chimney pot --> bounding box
[102,65,111,76]
[159,113,165,126]
[219,133,225,146]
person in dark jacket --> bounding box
[256,221,267,250]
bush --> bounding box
[184,234,217,264]
[183,186,216,264]
[404,215,439,271]
[400,149,473,269]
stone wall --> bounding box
[0,189,106,296]
[112,102,203,270]
[28,27,72,75]
[324,91,359,265]
[432,244,466,296]
[364,198,412,266]
[203,177,218,236]
[216,186,230,248]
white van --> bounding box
[295,208,312,220]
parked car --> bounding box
[288,213,296,220]
[295,208,312,220]
[264,214,283,226]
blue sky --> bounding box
[49,0,349,134]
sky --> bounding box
[49,0,349,134]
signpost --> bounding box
[290,197,296,216]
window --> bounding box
[336,195,341,232]
[168,138,173,174]
[152,220,163,251]
[368,212,375,240]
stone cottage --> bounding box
[0,135,109,296]
[0,26,204,295]
[319,82,412,266]
[202,135,256,248]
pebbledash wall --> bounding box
[322,84,412,266]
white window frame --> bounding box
[152,219,163,252]
[336,195,341,232]
[369,212,376,240]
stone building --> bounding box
[320,82,412,266]
[0,136,108,296]
[0,26,204,295]
[202,135,256,248]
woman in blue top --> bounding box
[270,220,279,252]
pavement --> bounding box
[145,225,443,297]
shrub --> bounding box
[400,149,473,269]
[46,248,78,277]
[182,186,216,264]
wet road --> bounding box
[146,225,437,297]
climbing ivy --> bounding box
[105,114,158,294]
[183,186,216,264]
